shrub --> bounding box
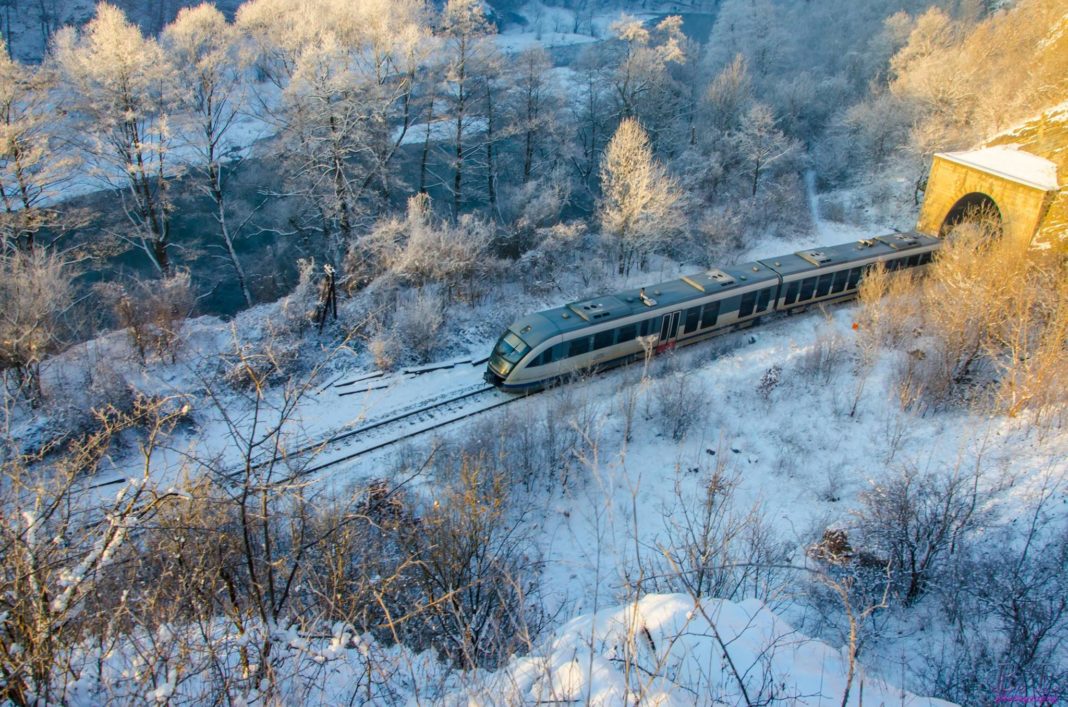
[101,271,194,364]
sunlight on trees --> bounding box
[600,117,680,275]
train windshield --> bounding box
[494,331,530,364]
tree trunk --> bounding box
[208,160,253,307]
[453,36,467,217]
[486,84,496,213]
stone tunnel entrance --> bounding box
[916,147,1060,247]
[940,192,1003,236]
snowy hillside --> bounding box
[2,0,1065,704]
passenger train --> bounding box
[485,232,941,391]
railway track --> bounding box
[239,383,522,483]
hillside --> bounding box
[988,101,1068,246]
[1,1,1065,705]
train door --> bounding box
[657,311,681,353]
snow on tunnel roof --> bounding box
[940,146,1060,191]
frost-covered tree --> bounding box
[703,54,752,135]
[0,248,70,400]
[163,4,253,306]
[238,0,431,255]
[728,105,799,197]
[512,48,558,185]
[705,0,782,82]
[0,41,73,252]
[571,46,612,192]
[600,117,680,275]
[607,15,685,138]
[53,3,178,273]
[441,0,494,216]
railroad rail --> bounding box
[245,383,522,483]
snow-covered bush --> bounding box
[220,335,302,390]
[366,326,400,371]
[851,462,987,605]
[276,258,320,337]
[0,249,72,402]
[513,220,590,294]
[98,270,194,365]
[654,458,792,606]
[391,287,445,365]
[346,195,504,304]
[653,368,707,442]
[500,167,572,257]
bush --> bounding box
[391,287,445,364]
[0,250,72,401]
[397,454,543,668]
[654,368,707,441]
[348,194,504,304]
[100,270,194,364]
[857,226,1068,419]
[851,463,985,605]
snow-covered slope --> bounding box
[466,593,956,706]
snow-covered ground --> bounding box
[9,4,1065,703]
[27,207,1064,703]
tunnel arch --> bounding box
[939,192,1003,237]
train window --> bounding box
[816,273,833,298]
[847,267,862,289]
[701,301,720,328]
[685,306,701,333]
[568,336,591,357]
[550,342,569,361]
[593,330,614,350]
[618,324,637,343]
[832,269,848,293]
[739,291,757,318]
[799,277,817,301]
[639,318,654,337]
[757,287,772,312]
[907,255,920,267]
[530,347,556,367]
[784,281,800,305]
[919,251,932,265]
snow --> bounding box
[940,146,1060,191]
[466,593,957,705]
[23,203,1066,703]
[9,6,1066,699]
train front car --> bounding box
[485,329,531,387]
[484,312,554,391]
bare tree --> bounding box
[397,454,542,669]
[0,248,71,401]
[0,395,188,704]
[163,4,254,307]
[0,41,74,252]
[53,3,179,273]
[441,0,493,216]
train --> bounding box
[484,232,941,392]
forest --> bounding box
[0,0,1066,703]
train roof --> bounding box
[762,232,940,277]
[509,232,941,346]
